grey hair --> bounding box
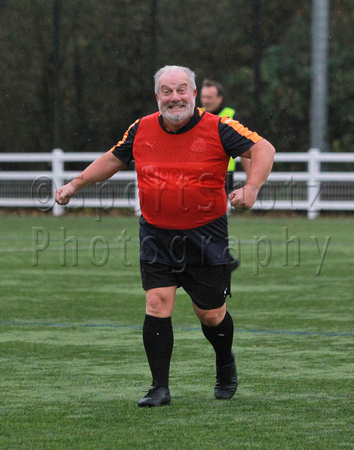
[154,65,196,94]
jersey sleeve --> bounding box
[110,119,140,165]
[219,116,263,158]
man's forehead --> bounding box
[202,86,219,96]
[159,70,190,88]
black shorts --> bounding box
[140,260,231,310]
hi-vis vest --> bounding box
[133,112,230,229]
[219,107,236,119]
[218,108,237,171]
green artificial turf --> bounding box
[0,212,353,449]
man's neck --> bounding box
[159,107,202,134]
[210,104,224,116]
[162,116,193,133]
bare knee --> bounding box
[145,287,176,318]
[193,303,226,327]
[146,292,165,316]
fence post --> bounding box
[52,148,65,217]
[307,148,321,219]
[134,172,141,216]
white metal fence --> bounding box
[1,148,354,219]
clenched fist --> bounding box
[55,182,78,206]
[228,184,259,210]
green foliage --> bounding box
[0,0,352,154]
[328,3,354,152]
[261,12,312,152]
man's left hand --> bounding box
[228,184,258,210]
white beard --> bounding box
[159,99,195,123]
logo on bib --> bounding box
[191,137,206,153]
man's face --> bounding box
[200,86,223,113]
[156,69,196,126]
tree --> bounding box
[0,0,352,156]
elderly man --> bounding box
[56,65,275,407]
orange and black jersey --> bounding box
[110,107,262,166]
[110,107,262,229]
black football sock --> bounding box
[201,310,234,368]
[142,314,173,389]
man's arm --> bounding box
[55,151,127,205]
[240,157,251,177]
[229,139,275,209]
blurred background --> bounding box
[1,0,352,158]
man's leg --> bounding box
[194,304,234,368]
[193,303,238,400]
[138,286,176,407]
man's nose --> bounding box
[170,90,180,101]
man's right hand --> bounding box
[55,182,78,206]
